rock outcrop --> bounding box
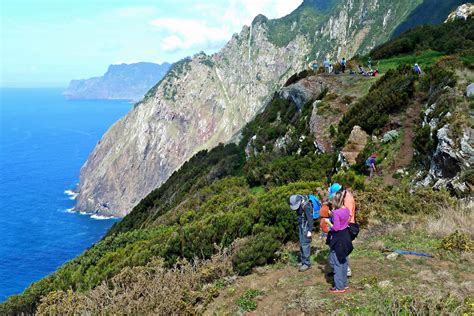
[415,83,474,197]
[75,0,429,216]
[445,3,474,22]
[64,62,170,102]
[341,126,369,165]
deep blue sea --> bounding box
[0,88,132,302]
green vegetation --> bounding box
[235,289,264,311]
[263,4,329,48]
[371,18,474,60]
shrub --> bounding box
[439,231,474,253]
[231,231,282,275]
[371,18,474,60]
[331,170,365,191]
[36,252,233,315]
[383,130,399,143]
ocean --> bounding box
[0,88,132,302]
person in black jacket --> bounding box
[289,195,314,272]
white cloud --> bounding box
[150,18,232,52]
[150,0,302,54]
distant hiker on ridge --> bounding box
[341,57,346,73]
[323,58,331,74]
[289,195,314,272]
[414,63,422,75]
[309,60,319,71]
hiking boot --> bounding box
[329,287,346,294]
[298,264,311,272]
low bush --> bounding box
[36,252,233,315]
[439,231,474,253]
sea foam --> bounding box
[64,190,79,200]
[90,214,116,220]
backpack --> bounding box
[307,194,322,219]
[348,223,360,240]
[365,157,373,167]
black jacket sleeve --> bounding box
[303,202,314,231]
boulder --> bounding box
[467,83,474,98]
[341,126,368,165]
[280,77,328,111]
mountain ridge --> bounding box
[64,62,171,102]
[75,0,427,217]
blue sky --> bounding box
[1,0,302,87]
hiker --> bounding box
[365,153,378,179]
[358,65,366,75]
[289,195,314,272]
[328,183,356,277]
[309,60,319,71]
[414,63,422,75]
[326,191,353,293]
[323,58,331,73]
[341,57,346,73]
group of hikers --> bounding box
[288,151,379,293]
[309,56,423,78]
[289,183,358,294]
[308,56,378,77]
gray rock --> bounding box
[467,83,474,98]
[386,252,399,260]
[445,4,474,22]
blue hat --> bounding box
[289,195,303,210]
[328,183,342,199]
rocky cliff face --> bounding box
[415,75,474,198]
[64,62,170,102]
[75,0,427,216]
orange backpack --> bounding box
[319,204,331,233]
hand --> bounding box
[306,231,312,238]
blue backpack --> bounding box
[365,157,374,167]
[307,194,322,219]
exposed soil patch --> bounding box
[382,93,425,186]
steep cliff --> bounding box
[75,0,427,216]
[64,62,170,102]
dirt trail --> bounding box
[205,237,474,315]
[382,93,425,186]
